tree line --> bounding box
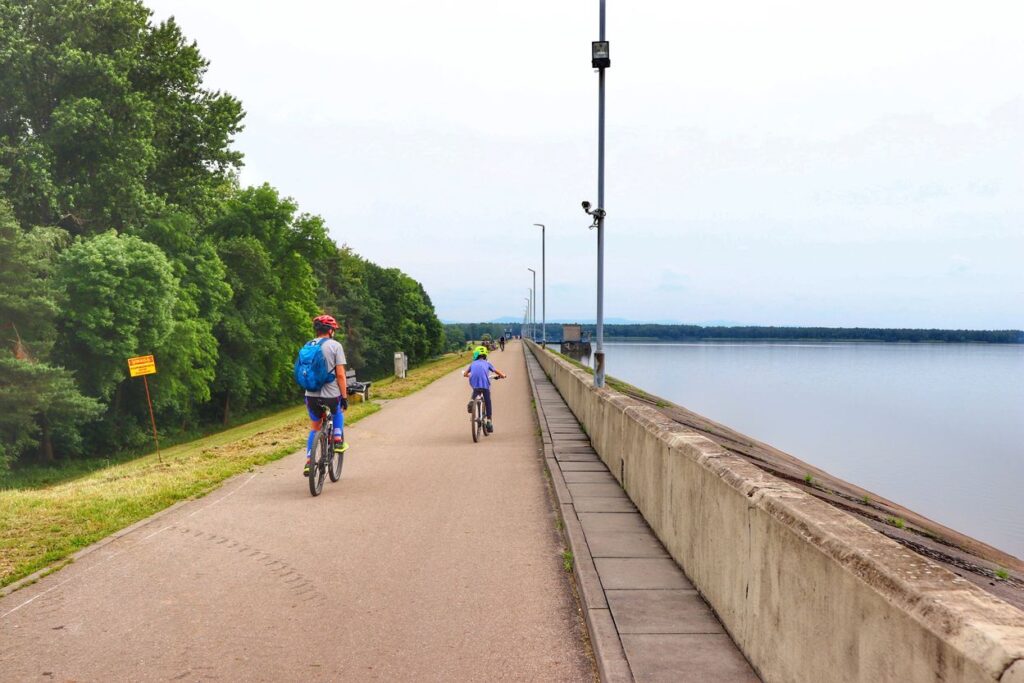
[445,322,1022,345]
[0,0,443,469]
[593,325,1023,344]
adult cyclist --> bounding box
[464,346,507,433]
[498,335,506,351]
[302,315,349,476]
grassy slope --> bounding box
[0,351,471,588]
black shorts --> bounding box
[304,395,342,420]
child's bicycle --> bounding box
[308,405,344,496]
[470,375,503,443]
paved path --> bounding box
[0,341,594,681]
[525,348,760,682]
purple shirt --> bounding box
[468,359,496,389]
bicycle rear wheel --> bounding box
[308,431,328,496]
[471,400,480,443]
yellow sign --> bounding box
[127,354,157,377]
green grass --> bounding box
[885,516,906,530]
[546,347,668,405]
[1,354,465,589]
[371,352,470,400]
[562,549,574,572]
[995,567,1010,580]
[804,474,814,485]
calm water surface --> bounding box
[577,342,1024,557]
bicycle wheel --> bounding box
[308,431,327,496]
[328,436,343,482]
[471,400,480,443]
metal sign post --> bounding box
[128,354,161,462]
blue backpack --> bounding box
[294,338,336,391]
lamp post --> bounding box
[524,297,531,340]
[533,224,546,347]
[582,1,610,388]
[527,268,537,342]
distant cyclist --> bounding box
[464,346,507,433]
[499,335,506,351]
[297,315,349,476]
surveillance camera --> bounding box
[582,200,591,212]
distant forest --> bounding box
[445,323,1022,345]
[592,324,1022,344]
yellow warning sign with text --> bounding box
[127,354,157,377]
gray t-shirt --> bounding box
[305,337,347,398]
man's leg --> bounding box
[331,399,348,451]
[304,398,322,476]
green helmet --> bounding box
[473,345,487,359]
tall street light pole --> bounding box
[583,1,610,387]
[533,224,546,347]
[527,268,537,342]
[523,297,531,339]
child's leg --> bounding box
[483,389,493,419]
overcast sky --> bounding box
[146,1,1023,328]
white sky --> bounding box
[146,1,1024,328]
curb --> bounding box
[525,348,634,683]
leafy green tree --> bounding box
[0,0,243,231]
[0,198,101,465]
[54,231,178,401]
[209,186,320,420]
[140,214,231,424]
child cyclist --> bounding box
[464,346,507,433]
[299,315,349,476]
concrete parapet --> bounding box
[526,342,1024,683]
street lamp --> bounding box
[584,0,609,388]
[527,268,537,342]
[533,224,546,347]
[523,297,531,340]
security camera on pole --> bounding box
[582,2,610,388]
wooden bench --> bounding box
[345,369,372,402]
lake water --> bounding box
[574,341,1024,557]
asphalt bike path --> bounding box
[0,341,594,681]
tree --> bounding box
[208,186,320,420]
[0,0,243,231]
[0,198,101,465]
[55,231,178,402]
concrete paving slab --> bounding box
[553,443,597,452]
[621,634,760,682]
[594,558,694,590]
[579,512,649,533]
[556,454,600,464]
[559,461,610,472]
[586,531,670,559]
[573,498,639,513]
[606,590,723,634]
[563,471,618,484]
[569,483,627,499]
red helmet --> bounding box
[313,314,339,330]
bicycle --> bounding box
[470,375,503,443]
[308,405,344,496]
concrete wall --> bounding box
[527,343,1024,683]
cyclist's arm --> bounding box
[336,364,348,400]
